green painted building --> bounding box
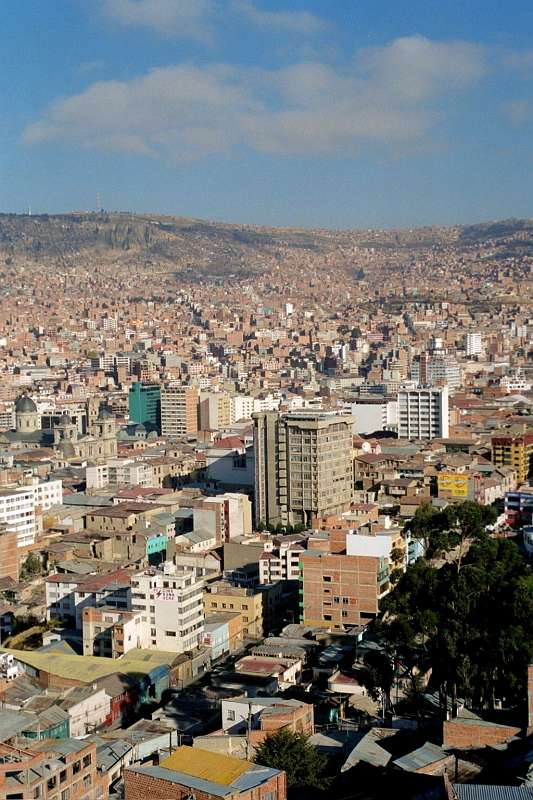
[128,382,161,431]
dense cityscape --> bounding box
[3,0,533,797]
[0,210,531,799]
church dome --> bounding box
[15,395,37,413]
[97,406,114,420]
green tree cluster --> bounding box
[254,729,329,791]
[380,530,533,712]
[407,500,497,566]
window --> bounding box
[323,576,331,582]
[227,710,236,720]
[165,631,177,637]
[73,761,81,775]
[60,770,67,784]
[324,614,332,621]
[83,775,92,790]
[342,610,348,618]
[47,778,57,791]
[61,790,70,800]
[83,754,92,768]
[342,597,349,605]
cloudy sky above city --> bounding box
[2,0,533,226]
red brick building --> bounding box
[124,745,286,800]
[299,549,388,628]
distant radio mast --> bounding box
[96,192,102,213]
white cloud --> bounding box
[100,0,215,41]
[99,0,327,40]
[23,37,487,161]
[231,0,327,35]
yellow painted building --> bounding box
[492,434,533,485]
[437,472,471,499]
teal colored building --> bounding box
[146,532,167,565]
[128,382,161,431]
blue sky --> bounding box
[1,0,532,227]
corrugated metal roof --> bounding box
[160,746,250,785]
[454,786,533,800]
[393,741,447,772]
[1,646,177,683]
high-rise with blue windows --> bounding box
[128,382,161,432]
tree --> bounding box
[379,530,533,714]
[254,730,329,791]
[357,650,395,713]
[19,553,41,580]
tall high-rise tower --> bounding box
[253,410,355,528]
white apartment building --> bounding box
[500,369,532,394]
[232,395,255,422]
[45,570,131,627]
[466,332,482,357]
[107,458,153,487]
[350,398,398,434]
[86,463,109,490]
[397,386,449,440]
[0,479,62,548]
[130,563,204,653]
[259,537,307,584]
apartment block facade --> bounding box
[130,565,204,652]
[0,479,62,548]
[0,740,107,800]
[299,550,390,629]
[160,385,198,438]
[253,410,355,528]
[492,433,533,485]
[397,386,449,440]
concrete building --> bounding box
[466,332,482,357]
[45,569,132,628]
[221,696,314,744]
[0,740,107,800]
[259,535,308,584]
[203,581,283,639]
[161,385,198,438]
[411,351,462,392]
[350,398,398,434]
[199,391,233,430]
[253,410,355,528]
[58,684,112,737]
[492,433,533,485]
[0,479,62,548]
[82,606,149,658]
[130,564,204,653]
[397,386,449,440]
